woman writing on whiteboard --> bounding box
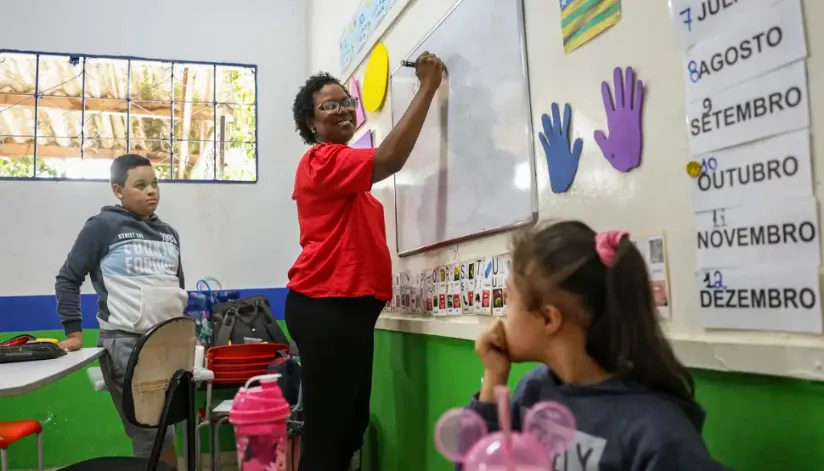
[287,51,444,471]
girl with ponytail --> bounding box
[468,221,730,470]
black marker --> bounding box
[400,60,448,75]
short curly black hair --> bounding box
[292,72,350,145]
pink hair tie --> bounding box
[595,231,628,268]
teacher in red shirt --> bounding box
[287,52,444,471]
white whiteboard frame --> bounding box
[389,0,539,257]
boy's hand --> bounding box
[58,332,83,352]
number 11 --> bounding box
[712,209,726,228]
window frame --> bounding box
[0,48,259,184]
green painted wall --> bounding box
[3,329,824,470]
[366,331,824,471]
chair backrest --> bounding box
[123,317,196,427]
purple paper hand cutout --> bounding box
[594,67,644,173]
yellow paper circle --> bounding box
[363,43,389,113]
[686,161,702,178]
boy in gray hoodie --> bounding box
[55,154,185,469]
[467,222,731,470]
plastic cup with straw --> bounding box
[434,385,576,470]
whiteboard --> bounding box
[389,0,537,255]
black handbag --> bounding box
[211,295,289,347]
[267,354,302,406]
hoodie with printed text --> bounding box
[463,365,732,471]
[55,205,184,334]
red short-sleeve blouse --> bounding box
[287,143,392,301]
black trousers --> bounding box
[285,290,384,471]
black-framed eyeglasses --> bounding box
[317,97,359,113]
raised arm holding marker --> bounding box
[401,60,448,75]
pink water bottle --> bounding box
[229,374,292,471]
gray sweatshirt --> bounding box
[55,205,184,334]
[466,366,732,471]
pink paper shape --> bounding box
[350,78,366,129]
[352,130,373,149]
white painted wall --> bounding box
[307,0,361,75]
[308,0,824,380]
[0,0,307,295]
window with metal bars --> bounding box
[0,50,257,182]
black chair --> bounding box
[60,317,198,471]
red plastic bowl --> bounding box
[213,371,264,385]
[214,371,269,382]
[206,344,287,375]
[208,355,276,367]
[211,362,272,374]
[207,343,287,360]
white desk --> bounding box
[0,347,104,398]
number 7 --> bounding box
[680,7,693,31]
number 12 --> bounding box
[680,7,693,31]
[703,271,726,290]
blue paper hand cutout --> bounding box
[539,103,584,194]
